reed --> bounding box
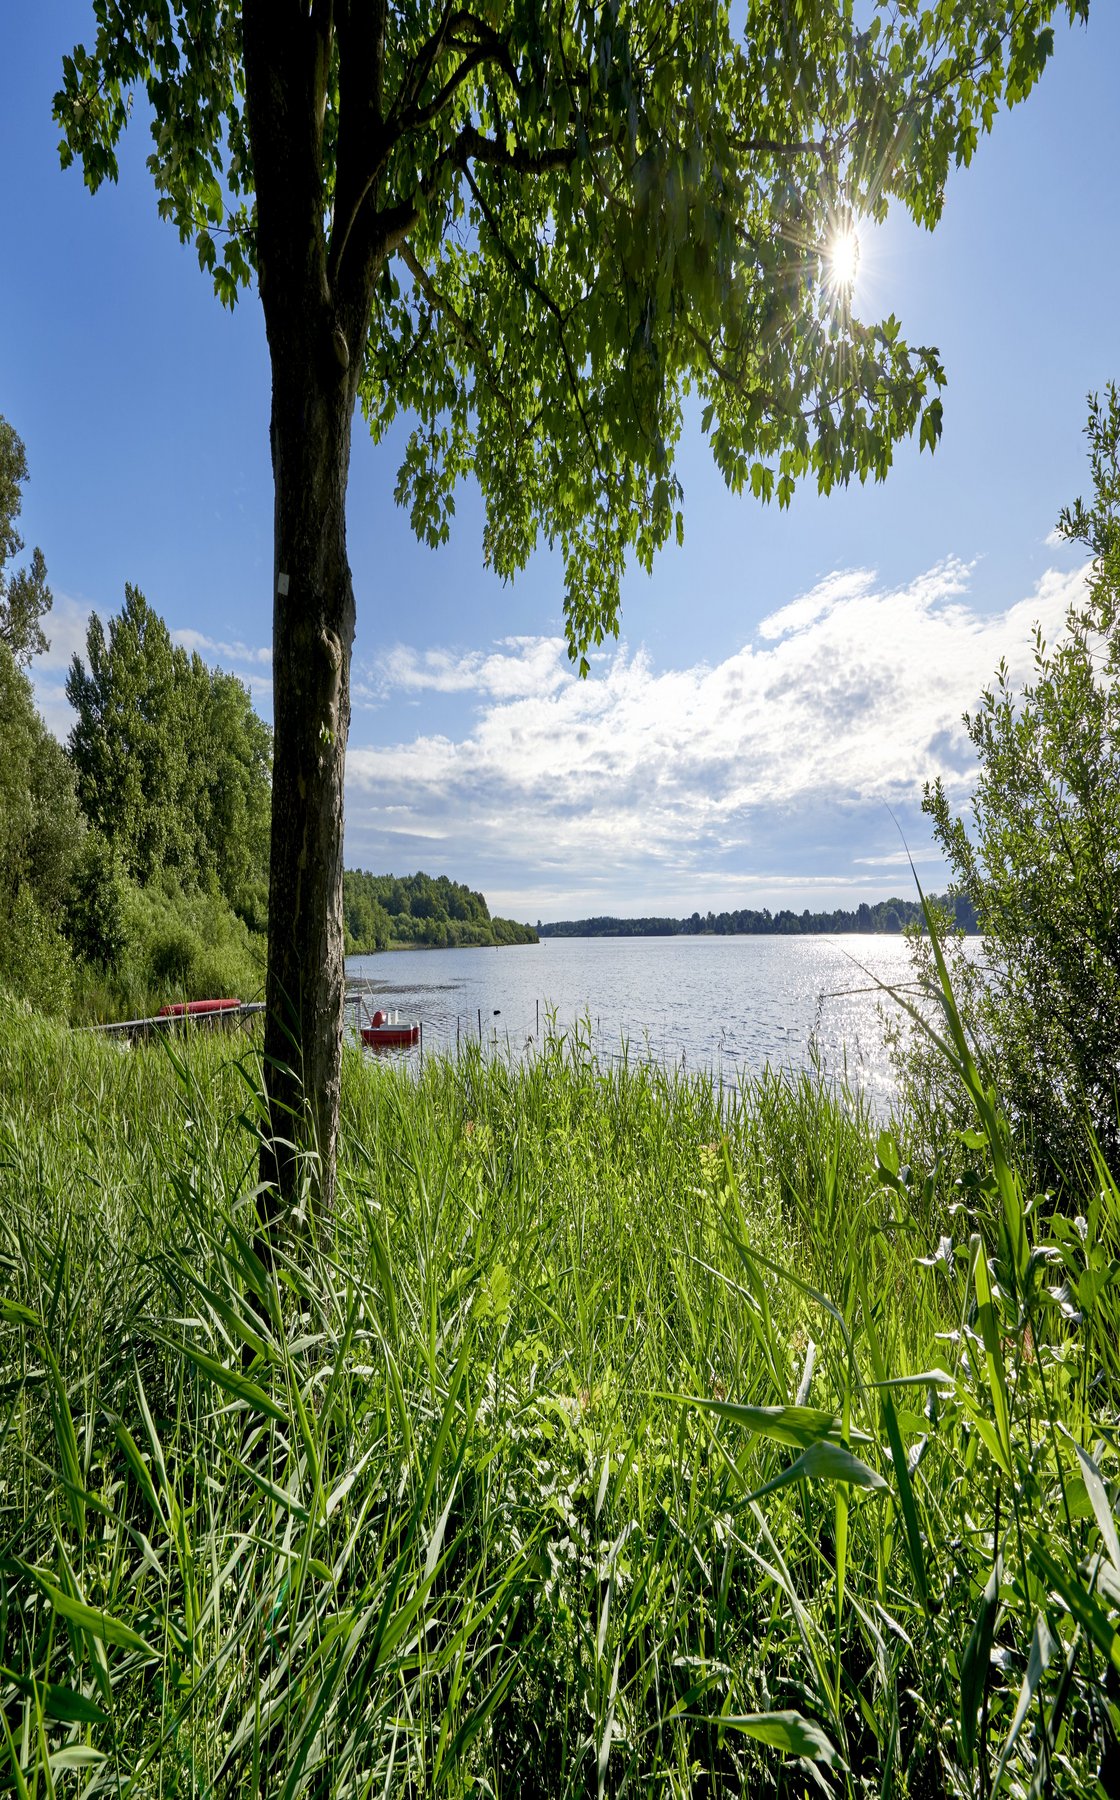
[0,981,1117,1795]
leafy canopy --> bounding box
[55,2,1087,668]
[924,383,1120,1178]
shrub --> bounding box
[64,830,129,969]
[921,385,1120,1182]
[0,885,74,1017]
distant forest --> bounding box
[537,894,978,939]
[344,869,538,952]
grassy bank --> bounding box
[1,1000,1117,1795]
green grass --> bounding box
[0,991,1118,1796]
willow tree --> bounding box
[56,0,1086,1214]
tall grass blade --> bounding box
[991,1611,1057,1793]
[960,1556,1001,1766]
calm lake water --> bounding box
[345,934,981,1110]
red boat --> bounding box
[360,1007,420,1050]
[158,998,241,1018]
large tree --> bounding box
[67,586,192,882]
[55,0,1088,1215]
[67,583,272,917]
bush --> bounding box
[65,874,266,1021]
[131,878,265,1002]
[921,384,1120,1183]
[0,886,74,1017]
[64,830,129,969]
[148,918,199,987]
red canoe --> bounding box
[158,998,241,1018]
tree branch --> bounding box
[454,122,605,177]
[310,0,334,163]
[406,42,494,132]
[329,0,388,301]
[242,0,330,322]
[390,3,455,126]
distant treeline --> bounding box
[344,869,538,952]
[537,894,978,939]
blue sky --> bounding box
[4,5,1118,921]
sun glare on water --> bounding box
[827,226,861,294]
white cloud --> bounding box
[368,635,570,701]
[21,557,1091,919]
[756,566,878,640]
[345,558,1089,913]
[36,592,98,671]
[852,849,935,868]
[173,628,271,667]
[30,676,76,741]
[27,593,98,737]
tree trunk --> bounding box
[259,360,357,1223]
[241,2,383,1224]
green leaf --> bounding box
[855,1258,930,1608]
[47,1746,106,1773]
[743,1438,887,1506]
[155,1333,289,1423]
[676,1396,860,1450]
[1060,1430,1120,1573]
[971,1236,1012,1472]
[868,1368,954,1390]
[990,1612,1056,1793]
[0,1298,41,1329]
[113,1418,161,1520]
[12,1561,158,1660]
[0,1665,107,1726]
[1031,1537,1120,1673]
[0,1707,30,1800]
[43,1342,85,1536]
[718,1710,837,1764]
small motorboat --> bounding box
[360,1006,420,1050]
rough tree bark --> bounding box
[243,2,382,1219]
[259,370,358,1215]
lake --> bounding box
[346,933,981,1109]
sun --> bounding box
[826,225,861,294]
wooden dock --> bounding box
[84,1002,265,1044]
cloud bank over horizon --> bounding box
[27,558,1086,923]
[345,558,1086,919]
